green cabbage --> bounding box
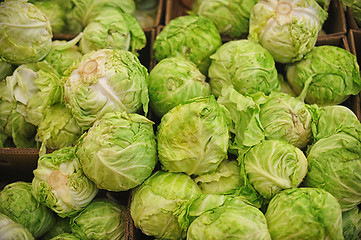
[130,170,202,239]
[0,181,56,238]
[79,8,146,54]
[304,132,361,211]
[286,45,361,106]
[265,187,344,240]
[32,147,98,218]
[248,0,328,63]
[157,96,229,176]
[153,15,222,75]
[209,39,280,97]
[63,49,149,130]
[0,213,34,240]
[0,0,53,65]
[342,207,361,240]
[75,111,157,192]
[148,57,211,117]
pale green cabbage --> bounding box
[342,207,361,240]
[153,15,222,75]
[79,8,146,54]
[0,181,56,238]
[63,49,149,130]
[32,147,98,218]
[286,45,361,106]
[148,57,211,117]
[75,111,157,192]
[70,198,126,240]
[240,139,308,199]
[248,0,328,63]
[209,39,280,97]
[265,187,344,240]
[304,132,361,211]
[0,0,53,65]
[157,96,229,176]
[130,171,202,240]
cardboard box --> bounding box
[165,0,347,40]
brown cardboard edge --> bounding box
[347,29,361,121]
[346,7,360,30]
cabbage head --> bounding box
[304,132,361,211]
[130,170,202,240]
[32,147,99,218]
[75,111,157,192]
[148,57,211,117]
[255,91,315,149]
[186,196,271,240]
[191,0,258,38]
[44,34,83,76]
[64,0,135,34]
[353,1,361,26]
[209,39,280,97]
[41,216,72,240]
[157,96,229,176]
[311,105,361,142]
[286,45,361,106]
[70,198,126,240]
[240,139,308,200]
[0,181,56,238]
[248,0,328,63]
[63,49,149,130]
[0,0,53,65]
[153,15,222,75]
[79,8,146,54]
[265,187,344,240]
[0,213,34,240]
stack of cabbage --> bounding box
[131,0,361,239]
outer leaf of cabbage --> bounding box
[50,233,80,240]
[63,49,149,130]
[0,60,15,81]
[41,217,72,240]
[70,198,126,240]
[191,0,258,38]
[75,112,157,191]
[45,34,83,76]
[157,96,229,176]
[36,103,83,155]
[130,171,202,240]
[311,105,361,142]
[342,206,361,240]
[5,61,63,126]
[153,15,222,75]
[286,45,361,106]
[217,86,264,156]
[148,57,211,117]
[353,1,361,26]
[304,132,361,211]
[265,187,344,240]
[209,39,280,97]
[248,0,328,63]
[0,0,52,65]
[79,8,146,54]
[32,147,98,218]
[64,0,136,34]
[241,139,308,199]
[187,197,272,240]
[0,181,56,238]
[0,213,34,240]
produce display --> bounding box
[0,0,361,239]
